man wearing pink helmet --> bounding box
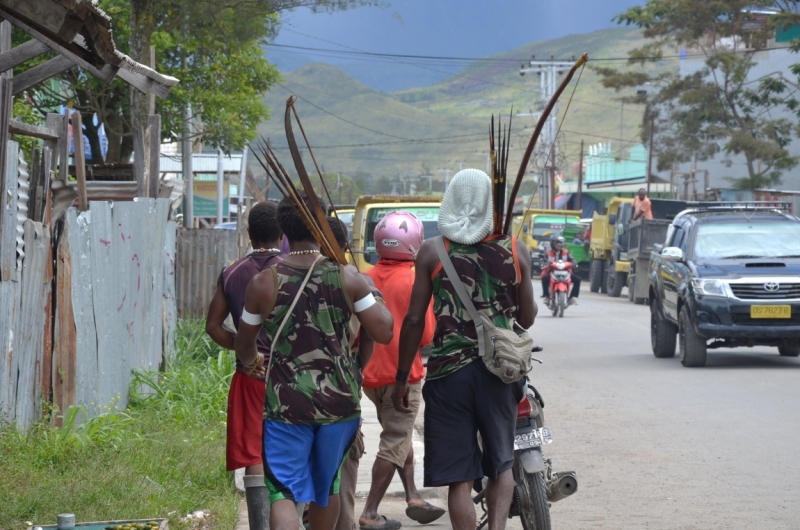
[358,211,445,530]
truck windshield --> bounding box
[364,206,440,252]
[532,217,579,241]
[694,222,800,260]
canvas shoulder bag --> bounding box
[434,236,533,383]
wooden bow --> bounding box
[284,96,348,265]
[503,53,589,234]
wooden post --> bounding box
[0,77,14,280]
[0,20,11,78]
[133,124,145,197]
[71,111,88,211]
[148,114,160,198]
[577,140,584,212]
[149,46,156,115]
[53,221,77,422]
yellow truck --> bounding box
[589,197,634,297]
[350,195,442,271]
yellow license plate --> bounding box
[750,305,792,319]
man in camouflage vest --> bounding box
[235,193,394,530]
[392,169,536,530]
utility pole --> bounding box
[646,114,655,196]
[182,103,193,229]
[549,148,557,210]
[577,140,584,212]
[237,146,247,227]
[216,147,224,225]
[517,55,575,208]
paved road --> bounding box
[238,286,800,530]
[535,288,800,529]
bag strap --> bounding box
[433,236,487,357]
[264,255,324,383]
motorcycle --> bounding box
[547,260,573,318]
[473,348,578,530]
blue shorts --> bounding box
[262,418,360,506]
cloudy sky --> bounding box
[269,0,646,90]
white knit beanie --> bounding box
[438,168,493,245]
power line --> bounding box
[268,42,792,65]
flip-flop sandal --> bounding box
[359,516,402,530]
[406,503,446,524]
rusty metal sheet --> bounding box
[67,199,173,416]
[175,228,238,319]
[67,207,99,412]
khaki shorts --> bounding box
[363,383,421,468]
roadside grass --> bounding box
[0,320,240,530]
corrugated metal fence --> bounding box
[175,228,239,319]
[0,197,176,427]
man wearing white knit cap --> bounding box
[392,169,536,530]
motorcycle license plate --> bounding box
[514,427,552,450]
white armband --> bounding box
[241,308,263,326]
[353,293,376,313]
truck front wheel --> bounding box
[651,300,677,358]
[778,345,800,357]
[679,307,707,367]
[589,259,603,293]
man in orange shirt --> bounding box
[359,211,445,530]
[633,188,653,221]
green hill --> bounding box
[255,27,669,187]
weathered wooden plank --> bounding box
[37,146,52,224]
[0,279,19,421]
[133,124,145,197]
[9,121,58,142]
[71,111,87,211]
[27,148,40,221]
[0,12,118,84]
[0,77,12,280]
[0,1,70,40]
[0,38,49,74]
[1,140,19,281]
[53,217,76,419]
[148,115,160,198]
[39,216,54,414]
[162,220,177,363]
[44,113,68,182]
[12,55,74,95]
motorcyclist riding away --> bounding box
[540,235,581,305]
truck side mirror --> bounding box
[661,247,684,262]
[522,225,529,233]
[608,213,617,225]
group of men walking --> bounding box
[206,168,536,530]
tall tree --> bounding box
[596,0,800,188]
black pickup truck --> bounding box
[649,205,800,367]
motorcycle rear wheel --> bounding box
[515,462,551,530]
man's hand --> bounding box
[392,381,412,413]
[242,352,264,377]
[249,354,267,379]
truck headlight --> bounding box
[691,279,728,298]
